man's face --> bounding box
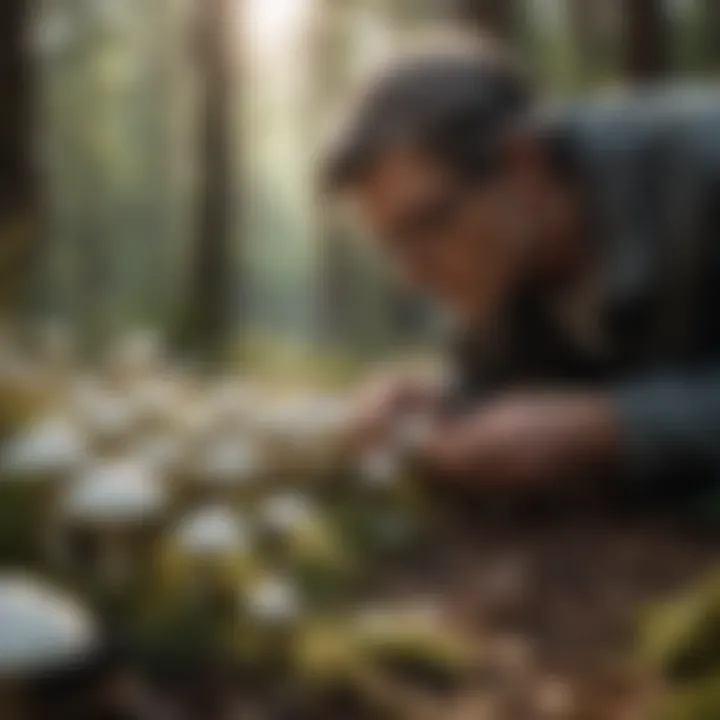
[351,146,530,326]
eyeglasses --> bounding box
[387,180,477,257]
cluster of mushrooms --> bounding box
[0,326,478,717]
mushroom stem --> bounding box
[100,530,131,590]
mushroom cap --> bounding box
[63,458,166,525]
[245,575,301,623]
[259,492,316,534]
[196,437,262,488]
[174,506,250,556]
[0,574,97,678]
[2,415,87,479]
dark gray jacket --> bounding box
[454,86,720,506]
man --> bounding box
[322,35,720,506]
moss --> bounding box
[637,574,720,682]
[662,676,720,720]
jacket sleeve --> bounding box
[613,370,720,487]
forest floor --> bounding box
[372,503,720,720]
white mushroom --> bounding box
[61,458,167,588]
[1,415,87,564]
[174,506,250,558]
[259,492,317,537]
[165,506,254,610]
[245,575,301,625]
[0,574,97,675]
[0,574,97,717]
[64,458,166,526]
[2,415,86,481]
[188,436,263,503]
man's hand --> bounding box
[420,392,620,493]
[351,369,444,449]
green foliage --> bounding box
[0,483,44,565]
[661,676,720,720]
[637,573,720,683]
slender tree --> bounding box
[568,0,600,84]
[178,0,236,363]
[0,0,37,315]
[703,0,720,70]
[623,0,670,80]
[309,0,349,351]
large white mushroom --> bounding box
[61,457,168,588]
[0,574,97,718]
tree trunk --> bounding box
[0,0,37,316]
[179,0,236,364]
[455,0,516,40]
[703,0,720,70]
[568,0,599,83]
[623,0,670,80]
